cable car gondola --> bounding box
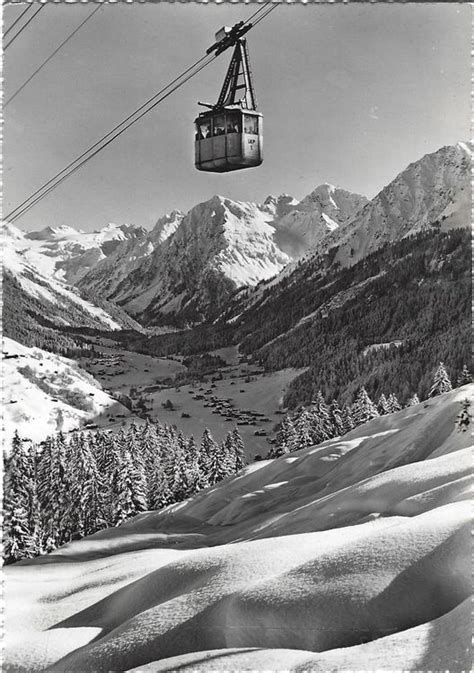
[195,26,263,172]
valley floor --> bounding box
[4,386,472,672]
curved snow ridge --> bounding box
[47,501,470,672]
[126,596,471,672]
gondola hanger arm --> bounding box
[206,21,254,56]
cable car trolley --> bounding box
[195,23,263,172]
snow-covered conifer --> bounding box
[328,400,345,437]
[456,399,471,432]
[386,393,401,414]
[114,449,148,526]
[352,387,379,426]
[308,392,333,443]
[456,364,472,387]
[231,427,247,471]
[377,393,390,415]
[341,404,355,434]
[429,362,453,397]
[405,393,421,407]
[3,432,36,562]
[3,506,33,564]
[293,410,313,451]
[275,415,298,455]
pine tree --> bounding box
[456,399,471,432]
[3,432,36,563]
[199,429,218,485]
[222,433,236,473]
[114,449,148,526]
[168,439,189,500]
[184,436,201,494]
[429,362,453,397]
[386,393,401,414]
[293,409,313,451]
[274,415,298,455]
[3,506,33,564]
[406,393,421,407]
[66,433,106,538]
[456,364,472,387]
[377,393,390,415]
[352,387,379,426]
[341,404,355,434]
[231,427,246,471]
[307,392,333,443]
[149,459,173,510]
[36,433,71,547]
[329,400,345,437]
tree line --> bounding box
[267,362,470,457]
[3,421,246,564]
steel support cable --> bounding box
[251,3,279,28]
[4,4,33,38]
[6,54,216,222]
[4,3,45,51]
[5,52,213,222]
[6,2,279,222]
[5,5,103,108]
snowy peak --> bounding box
[26,224,81,240]
[79,185,368,325]
[17,221,147,284]
[271,184,368,258]
[330,142,472,266]
[151,210,185,245]
[261,193,299,218]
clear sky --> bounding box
[4,2,470,233]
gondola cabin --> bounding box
[195,28,263,173]
[195,107,263,172]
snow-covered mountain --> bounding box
[271,184,368,258]
[79,188,367,325]
[24,221,146,284]
[3,223,140,332]
[327,142,472,266]
[5,385,471,670]
[226,141,472,326]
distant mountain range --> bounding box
[3,141,471,340]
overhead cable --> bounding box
[4,4,33,39]
[5,4,102,107]
[4,3,46,51]
[5,1,278,222]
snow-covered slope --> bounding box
[272,184,368,258]
[24,221,146,284]
[5,386,472,671]
[80,188,366,325]
[3,223,140,332]
[2,337,130,446]
[330,142,472,266]
[224,141,471,324]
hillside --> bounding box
[3,223,142,353]
[4,385,472,671]
[2,337,130,445]
[321,141,472,267]
[78,187,367,326]
[124,227,470,407]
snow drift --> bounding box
[4,385,472,671]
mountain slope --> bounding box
[3,337,130,445]
[326,142,472,267]
[4,386,471,671]
[3,224,142,351]
[23,221,146,284]
[79,188,367,326]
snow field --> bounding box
[3,338,130,446]
[4,385,472,671]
